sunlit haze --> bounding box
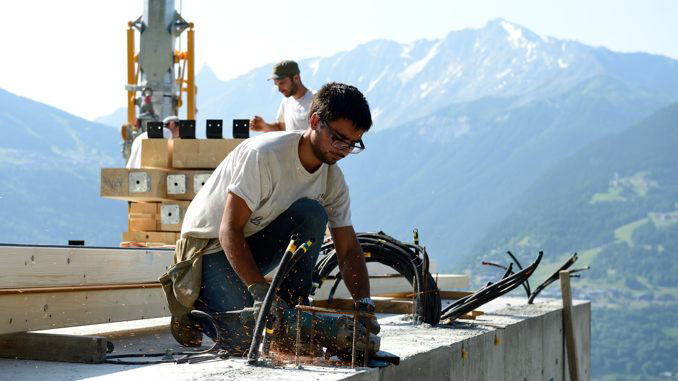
[2,0,676,120]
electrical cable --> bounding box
[105,310,228,365]
[312,231,441,325]
[527,253,589,304]
[440,252,543,322]
[481,250,532,299]
[248,236,314,364]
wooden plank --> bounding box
[0,245,172,289]
[0,283,161,295]
[129,202,160,215]
[312,298,413,314]
[377,290,473,300]
[312,273,469,300]
[128,202,160,232]
[165,170,212,200]
[440,290,474,299]
[0,287,168,335]
[560,270,580,381]
[140,138,172,168]
[0,332,109,363]
[171,139,244,169]
[122,231,179,245]
[100,168,170,201]
[128,217,158,232]
[159,200,191,232]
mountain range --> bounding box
[3,18,678,379]
[91,19,678,264]
[97,18,678,134]
[0,88,125,245]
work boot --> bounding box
[170,315,203,347]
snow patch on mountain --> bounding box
[501,21,527,48]
[371,106,383,121]
[367,69,387,93]
[398,41,442,83]
[400,44,413,59]
[496,68,512,79]
[454,116,471,137]
[308,59,321,76]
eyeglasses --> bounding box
[321,121,365,154]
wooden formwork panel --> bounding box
[0,245,172,288]
[0,286,168,335]
[171,139,243,169]
[140,139,172,168]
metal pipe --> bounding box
[351,302,358,368]
[295,296,302,366]
[186,25,195,119]
[126,23,136,125]
[310,312,315,348]
[363,311,370,367]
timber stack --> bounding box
[100,137,244,246]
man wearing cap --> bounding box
[125,115,180,169]
[250,60,313,132]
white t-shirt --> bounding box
[276,89,314,131]
[125,128,172,169]
[181,131,352,240]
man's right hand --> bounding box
[250,116,266,131]
[248,282,287,323]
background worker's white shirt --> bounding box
[276,90,314,131]
[181,131,352,240]
[125,128,172,168]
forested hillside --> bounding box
[459,103,678,379]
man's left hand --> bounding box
[356,298,381,334]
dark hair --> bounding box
[309,82,372,131]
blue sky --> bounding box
[1,0,676,120]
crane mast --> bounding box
[122,0,195,160]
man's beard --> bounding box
[310,141,338,165]
[285,81,298,98]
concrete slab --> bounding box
[0,298,590,381]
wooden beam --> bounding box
[0,245,172,289]
[122,231,180,246]
[141,139,172,168]
[171,139,243,169]
[101,168,170,201]
[0,286,168,335]
[560,270,580,381]
[0,332,110,363]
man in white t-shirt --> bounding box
[169,83,378,352]
[250,60,313,132]
[125,115,179,168]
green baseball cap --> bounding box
[268,60,300,80]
